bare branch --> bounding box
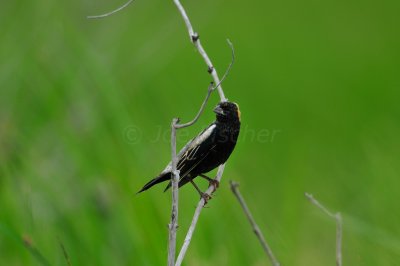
[168,79,219,265]
[173,0,227,102]
[168,81,215,265]
[87,0,134,19]
[175,164,225,266]
[168,1,234,264]
[169,35,234,266]
[336,213,343,265]
[230,181,280,266]
[168,118,180,266]
[87,0,231,264]
[214,39,235,92]
[305,193,343,266]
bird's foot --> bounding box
[199,174,219,191]
[201,192,212,205]
[209,179,219,189]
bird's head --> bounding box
[214,101,241,123]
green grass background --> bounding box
[1,0,400,265]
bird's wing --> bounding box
[159,123,217,177]
[161,123,218,191]
[176,123,217,179]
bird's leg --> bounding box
[199,174,220,189]
[190,180,211,203]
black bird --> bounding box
[138,101,241,196]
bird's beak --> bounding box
[213,106,224,115]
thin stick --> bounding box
[87,0,134,19]
[215,39,235,92]
[58,237,72,266]
[230,181,280,266]
[173,0,227,102]
[175,164,225,266]
[215,39,235,88]
[22,235,51,266]
[305,193,343,266]
[168,118,180,266]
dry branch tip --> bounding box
[305,192,343,266]
[87,0,135,19]
[230,180,280,266]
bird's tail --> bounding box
[137,172,171,194]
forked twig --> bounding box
[168,81,217,266]
[168,6,236,263]
[169,40,234,266]
[305,193,343,266]
[88,1,233,264]
[230,181,280,266]
[87,0,134,19]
